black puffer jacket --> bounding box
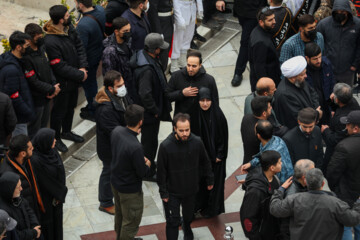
[0,92,17,145]
[0,52,35,123]
[94,86,132,161]
[43,21,88,92]
[0,172,39,240]
[22,46,56,107]
[317,0,360,73]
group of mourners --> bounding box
[1,0,360,239]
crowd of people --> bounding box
[0,0,360,239]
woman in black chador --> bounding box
[194,87,228,217]
[31,128,68,240]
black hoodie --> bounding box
[317,0,360,74]
[0,172,39,240]
[240,167,280,240]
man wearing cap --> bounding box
[0,209,18,240]
[131,33,172,181]
[273,56,322,129]
[327,110,360,239]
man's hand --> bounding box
[162,198,169,202]
[79,68,88,82]
[316,106,323,120]
[237,179,245,184]
[33,225,41,238]
[350,66,357,72]
[182,86,198,97]
[321,125,329,133]
[281,176,293,189]
[240,163,251,174]
[207,185,214,190]
[145,157,151,167]
[216,0,225,11]
[216,158,222,163]
[54,83,61,95]
[330,93,334,101]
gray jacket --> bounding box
[317,0,360,74]
[270,189,360,240]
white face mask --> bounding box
[116,85,127,98]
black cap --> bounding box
[0,209,17,231]
[340,110,360,125]
[144,33,169,50]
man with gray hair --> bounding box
[270,168,360,240]
[321,82,360,173]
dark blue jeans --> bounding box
[82,67,98,114]
[98,158,114,207]
[234,17,258,75]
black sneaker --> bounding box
[61,132,84,143]
[55,139,68,153]
[190,40,199,50]
[231,74,243,87]
[80,111,96,122]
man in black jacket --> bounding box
[240,150,292,240]
[283,108,324,168]
[110,104,151,240]
[321,83,360,174]
[0,31,35,136]
[167,49,219,134]
[157,113,214,240]
[0,172,42,240]
[95,70,132,215]
[147,0,173,71]
[327,110,360,238]
[131,33,172,180]
[44,5,88,153]
[273,56,321,129]
[216,0,267,87]
[317,0,360,86]
[249,8,281,92]
[0,135,45,221]
[23,23,60,138]
[0,92,17,146]
[104,0,129,36]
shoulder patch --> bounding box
[25,70,35,78]
[10,91,19,99]
[244,218,253,232]
[50,58,61,65]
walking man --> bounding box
[157,113,214,239]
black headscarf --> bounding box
[32,128,62,167]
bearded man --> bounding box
[273,56,322,129]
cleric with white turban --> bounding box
[281,56,307,78]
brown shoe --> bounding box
[99,205,115,215]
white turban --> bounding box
[281,56,307,78]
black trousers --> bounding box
[159,16,174,71]
[50,89,78,139]
[141,120,160,176]
[163,194,196,240]
[203,0,216,22]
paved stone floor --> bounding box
[64,28,252,240]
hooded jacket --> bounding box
[102,34,136,99]
[0,172,39,240]
[157,132,214,199]
[317,0,360,74]
[43,21,88,92]
[95,86,132,161]
[130,50,172,124]
[0,52,35,123]
[240,167,280,240]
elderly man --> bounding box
[270,168,360,240]
[273,56,321,129]
[327,110,360,239]
[321,83,360,173]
